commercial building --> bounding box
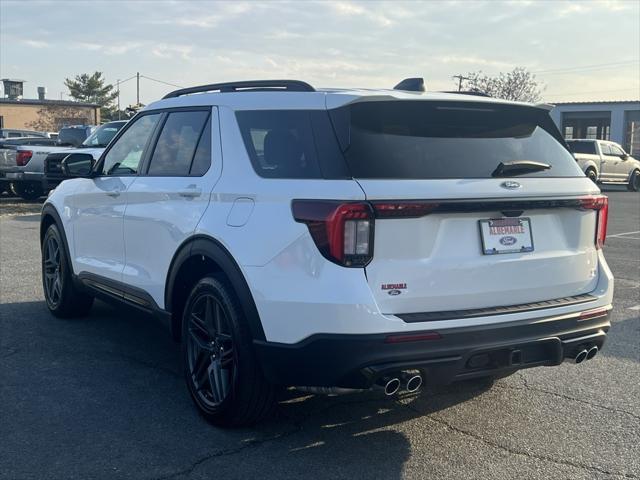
[0,79,100,132]
[550,100,640,155]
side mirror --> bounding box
[621,153,629,160]
[61,153,96,177]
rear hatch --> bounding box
[331,100,603,315]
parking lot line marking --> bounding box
[629,305,640,311]
[608,230,640,238]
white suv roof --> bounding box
[145,78,545,112]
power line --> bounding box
[140,75,184,89]
[532,60,639,75]
[452,74,470,91]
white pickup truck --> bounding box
[0,121,126,200]
[566,139,640,191]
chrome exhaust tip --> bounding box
[405,374,423,393]
[586,346,598,360]
[383,377,401,396]
[575,349,588,364]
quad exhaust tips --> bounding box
[572,344,599,364]
[377,372,423,395]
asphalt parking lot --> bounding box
[1,189,639,480]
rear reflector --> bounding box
[292,200,374,267]
[578,307,609,321]
[579,195,608,249]
[16,150,33,166]
[384,331,442,343]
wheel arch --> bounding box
[40,204,73,273]
[165,235,266,343]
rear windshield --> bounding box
[566,141,597,155]
[331,101,583,179]
[57,127,90,147]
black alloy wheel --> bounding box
[43,233,63,308]
[186,292,236,408]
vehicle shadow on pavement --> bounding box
[0,299,490,479]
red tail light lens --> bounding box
[579,195,608,249]
[292,200,374,267]
[372,201,439,218]
[16,150,33,166]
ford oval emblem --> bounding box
[501,181,522,190]
[388,289,402,296]
[499,236,517,246]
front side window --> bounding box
[101,114,161,175]
[600,143,612,156]
[147,110,210,176]
[609,144,625,156]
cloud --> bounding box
[104,43,142,55]
[152,44,193,60]
[329,1,393,27]
[436,55,513,69]
[23,39,49,48]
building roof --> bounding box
[552,100,639,106]
[0,98,100,107]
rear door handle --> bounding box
[179,186,202,198]
[106,190,122,197]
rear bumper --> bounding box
[2,170,43,182]
[254,306,611,389]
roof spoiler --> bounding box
[393,78,426,92]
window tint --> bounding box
[101,114,160,175]
[148,111,209,176]
[189,116,212,176]
[333,101,583,179]
[600,143,612,155]
[236,110,323,178]
[566,141,597,155]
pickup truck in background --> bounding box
[44,120,127,191]
[566,139,640,191]
[0,121,126,200]
[0,137,60,198]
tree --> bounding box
[461,67,545,102]
[64,72,118,120]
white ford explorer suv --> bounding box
[40,79,613,427]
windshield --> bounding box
[566,141,597,155]
[330,101,583,179]
[82,122,126,148]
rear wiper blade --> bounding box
[492,160,551,177]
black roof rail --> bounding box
[163,80,315,99]
[441,90,492,97]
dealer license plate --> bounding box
[479,218,534,255]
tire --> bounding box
[11,181,44,201]
[585,168,598,184]
[182,275,275,427]
[628,170,640,192]
[42,224,94,318]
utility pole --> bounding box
[117,79,121,120]
[452,74,470,92]
[136,72,140,106]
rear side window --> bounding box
[147,110,210,176]
[331,101,584,179]
[236,110,348,179]
[566,141,597,155]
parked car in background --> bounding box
[0,128,49,139]
[0,122,125,200]
[44,121,127,190]
[567,139,640,191]
[56,125,96,147]
[0,137,59,196]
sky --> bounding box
[1,0,639,107]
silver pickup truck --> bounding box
[567,139,640,191]
[0,121,126,200]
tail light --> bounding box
[579,195,608,249]
[292,201,374,267]
[16,150,33,166]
